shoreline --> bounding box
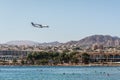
[0,63,120,67]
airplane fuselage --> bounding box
[31,22,49,28]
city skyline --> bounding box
[0,0,120,43]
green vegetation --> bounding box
[26,51,82,65]
[81,53,90,64]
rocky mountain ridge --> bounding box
[2,35,120,47]
[65,35,120,47]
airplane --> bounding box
[31,22,49,28]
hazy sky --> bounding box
[0,0,120,43]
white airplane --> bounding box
[31,22,49,28]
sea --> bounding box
[0,66,120,80]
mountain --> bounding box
[40,41,62,46]
[3,35,120,47]
[64,35,120,47]
[5,40,62,46]
[5,40,40,46]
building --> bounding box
[0,50,28,61]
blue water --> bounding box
[0,66,120,80]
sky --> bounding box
[0,0,120,43]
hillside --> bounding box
[64,35,120,47]
[3,35,120,47]
[5,40,62,46]
[5,40,40,46]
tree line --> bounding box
[21,51,90,65]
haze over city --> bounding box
[0,0,120,43]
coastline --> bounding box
[0,63,120,67]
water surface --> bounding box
[0,66,120,80]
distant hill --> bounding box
[40,41,62,46]
[64,35,120,47]
[5,40,40,46]
[3,35,120,47]
[5,40,62,46]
